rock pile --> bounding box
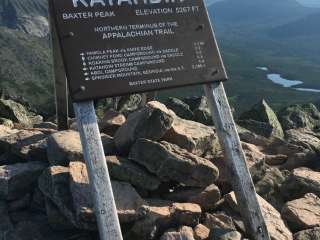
[0,98,319,240]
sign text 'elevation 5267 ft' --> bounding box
[51,0,227,101]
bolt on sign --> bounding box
[50,0,228,101]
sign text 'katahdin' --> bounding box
[72,0,185,7]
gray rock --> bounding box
[101,134,119,156]
[45,198,75,230]
[129,201,201,239]
[0,99,32,127]
[128,199,172,239]
[107,155,161,191]
[114,101,174,154]
[225,192,292,240]
[160,226,195,240]
[165,98,194,120]
[278,103,320,131]
[164,184,221,210]
[182,96,208,111]
[281,167,320,200]
[294,227,320,240]
[282,193,320,232]
[203,212,236,231]
[100,110,126,136]
[238,126,318,170]
[0,162,46,200]
[183,96,212,125]
[117,94,143,116]
[129,139,219,187]
[239,99,284,139]
[254,167,287,211]
[209,229,242,240]
[47,131,118,166]
[69,161,146,225]
[194,224,210,240]
[285,128,320,154]
[238,119,279,139]
[34,122,57,130]
[46,130,83,166]
[38,166,77,227]
[0,130,47,162]
[162,117,219,157]
[0,125,18,139]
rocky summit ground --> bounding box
[0,96,320,240]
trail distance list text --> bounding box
[51,0,227,101]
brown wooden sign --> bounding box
[50,0,227,102]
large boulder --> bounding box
[294,227,320,240]
[0,130,48,162]
[225,192,292,240]
[0,125,18,139]
[117,94,144,116]
[203,212,236,231]
[69,161,146,224]
[238,99,284,139]
[285,128,320,154]
[114,101,174,154]
[282,193,320,232]
[46,130,83,166]
[209,229,242,240]
[194,224,210,240]
[278,103,320,131]
[281,167,320,200]
[183,96,213,126]
[129,200,201,239]
[128,199,172,239]
[238,126,318,170]
[47,130,118,166]
[162,117,219,157]
[106,155,161,191]
[0,162,46,200]
[164,184,221,210]
[165,98,194,120]
[254,167,287,211]
[38,166,77,228]
[0,99,32,127]
[44,198,75,230]
[99,110,126,136]
[129,139,219,187]
[160,226,195,240]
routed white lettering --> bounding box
[90,0,106,6]
[72,0,185,7]
[73,0,89,7]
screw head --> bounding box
[196,24,205,31]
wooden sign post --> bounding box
[49,0,270,239]
[74,101,123,239]
[49,1,69,130]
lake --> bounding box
[256,66,320,93]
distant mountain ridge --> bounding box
[0,0,48,37]
[208,0,315,29]
[207,0,320,8]
[269,12,320,37]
